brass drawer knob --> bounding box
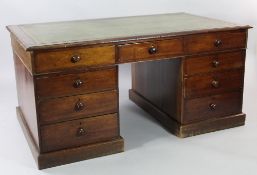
[212,60,220,67]
[71,55,81,63]
[209,103,217,110]
[74,101,85,111]
[73,79,83,88]
[148,46,157,54]
[214,39,222,47]
[77,127,86,136]
[211,80,219,88]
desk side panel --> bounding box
[131,58,182,122]
[11,36,33,74]
[13,52,39,149]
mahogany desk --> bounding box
[7,13,251,169]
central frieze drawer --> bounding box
[185,69,244,99]
[40,113,119,153]
[38,90,118,124]
[36,67,118,98]
[118,38,184,63]
[34,45,115,73]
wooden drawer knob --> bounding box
[77,127,86,136]
[71,55,81,63]
[74,101,85,111]
[214,39,222,47]
[212,60,220,67]
[73,79,83,88]
[148,46,157,54]
[211,80,219,88]
[209,103,217,110]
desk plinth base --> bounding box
[16,107,124,169]
[129,89,246,138]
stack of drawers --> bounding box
[182,30,247,124]
[12,40,124,169]
[34,45,123,156]
[183,51,245,124]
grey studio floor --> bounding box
[0,51,257,175]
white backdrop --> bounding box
[0,1,257,175]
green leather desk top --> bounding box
[7,13,250,50]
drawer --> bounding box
[118,38,184,63]
[34,45,115,73]
[38,90,118,124]
[183,91,242,124]
[184,50,245,76]
[185,69,244,99]
[41,113,119,152]
[36,67,117,98]
[185,30,247,54]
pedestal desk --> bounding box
[7,13,251,169]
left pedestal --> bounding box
[11,37,124,169]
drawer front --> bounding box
[183,91,242,124]
[38,90,118,124]
[118,38,184,63]
[184,51,245,76]
[185,30,247,54]
[185,69,244,99]
[41,113,119,152]
[36,67,117,98]
[34,45,115,73]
